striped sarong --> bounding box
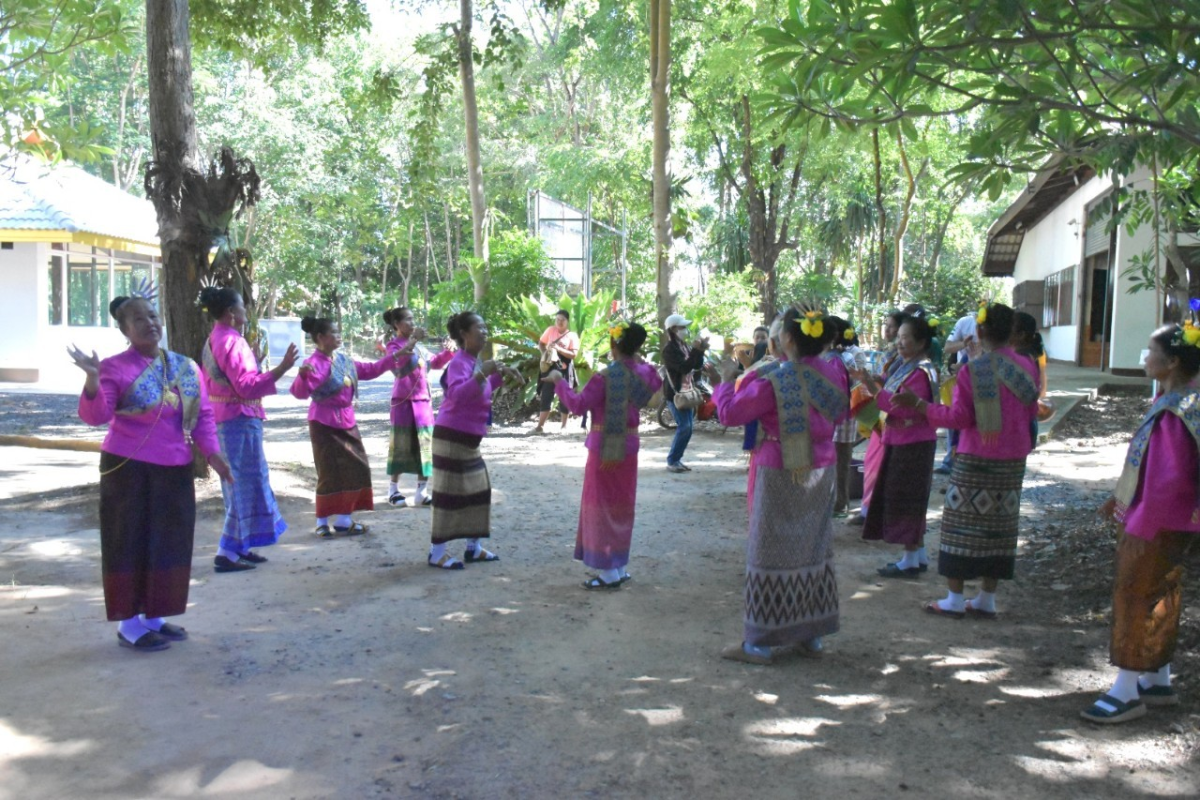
[429,425,490,544]
[217,416,287,552]
[938,453,1026,580]
[98,453,195,620]
[310,422,374,518]
[387,423,433,478]
[575,446,638,570]
[744,465,839,647]
[862,440,936,546]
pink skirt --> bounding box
[575,446,639,570]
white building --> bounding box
[981,161,1198,374]
[0,158,162,386]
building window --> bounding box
[48,244,159,326]
[1042,266,1076,327]
[68,249,110,326]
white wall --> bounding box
[1009,175,1111,362]
[0,242,44,377]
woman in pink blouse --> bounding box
[851,313,940,578]
[199,286,299,573]
[544,322,661,588]
[289,316,398,536]
[70,296,232,652]
[1081,323,1200,724]
[382,307,455,507]
[893,303,1039,620]
[426,311,524,569]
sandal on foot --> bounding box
[463,547,499,563]
[582,576,622,590]
[388,493,406,507]
[1138,684,1179,707]
[333,522,368,535]
[720,643,773,666]
[315,525,333,538]
[238,551,268,564]
[878,563,921,579]
[428,553,465,570]
[214,555,256,573]
[117,631,171,652]
[152,622,188,641]
[1081,693,1147,724]
[923,601,965,619]
[618,573,632,584]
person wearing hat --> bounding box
[660,313,710,473]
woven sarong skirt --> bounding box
[387,421,433,478]
[744,465,839,647]
[98,452,195,621]
[310,421,374,518]
[862,440,936,546]
[429,425,490,544]
[217,416,286,551]
[1110,528,1194,672]
[575,446,638,570]
[938,453,1026,580]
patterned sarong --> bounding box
[310,422,374,517]
[938,453,1026,580]
[387,423,433,478]
[1110,527,1195,671]
[98,453,195,620]
[575,446,639,570]
[745,465,839,647]
[217,416,287,551]
[862,440,936,546]
[429,425,490,543]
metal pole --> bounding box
[585,191,593,298]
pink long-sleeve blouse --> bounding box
[289,350,395,429]
[555,360,663,453]
[78,347,220,466]
[384,338,455,428]
[714,354,847,471]
[876,364,938,446]
[923,348,1038,460]
[204,322,279,423]
[434,350,503,437]
[1118,413,1200,540]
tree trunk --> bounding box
[649,0,673,329]
[457,0,489,303]
[888,127,917,304]
[144,0,204,360]
[871,126,887,305]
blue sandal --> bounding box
[1080,693,1147,724]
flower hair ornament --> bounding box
[843,325,856,341]
[131,277,159,302]
[609,321,628,343]
[976,302,989,325]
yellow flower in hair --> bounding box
[843,327,855,341]
[1183,322,1200,347]
[928,317,940,329]
[609,324,627,342]
[976,303,988,325]
[804,310,819,320]
[800,319,824,338]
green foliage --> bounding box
[676,269,762,340]
[190,0,370,68]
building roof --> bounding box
[0,157,160,255]
[981,159,1095,277]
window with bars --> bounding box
[1042,266,1076,327]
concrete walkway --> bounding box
[1037,360,1151,441]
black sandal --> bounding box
[333,522,368,535]
[583,576,622,590]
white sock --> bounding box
[389,481,399,496]
[334,514,352,529]
[217,546,242,561]
[1139,665,1171,689]
[967,590,996,613]
[317,516,329,528]
[466,537,480,554]
[597,568,621,584]
[429,542,447,561]
[140,615,165,632]
[619,566,630,578]
[937,591,965,613]
[1107,669,1141,703]
[916,547,929,566]
[417,480,428,497]
[896,550,920,570]
[118,616,149,642]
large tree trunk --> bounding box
[650,0,673,329]
[871,126,887,304]
[145,0,204,360]
[457,0,489,304]
[888,127,917,304]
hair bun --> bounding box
[300,316,317,334]
[109,296,131,320]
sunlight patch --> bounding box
[624,706,684,726]
[333,678,363,686]
[489,607,519,615]
[952,667,1010,683]
[630,676,661,683]
[999,685,1070,699]
[404,678,440,696]
[814,693,882,708]
[440,611,472,622]
[27,540,84,558]
[0,719,92,761]
[754,692,778,705]
[0,585,72,600]
[880,663,899,675]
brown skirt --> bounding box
[862,439,936,546]
[429,425,491,544]
[98,452,195,620]
[1110,528,1194,671]
[310,422,374,518]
